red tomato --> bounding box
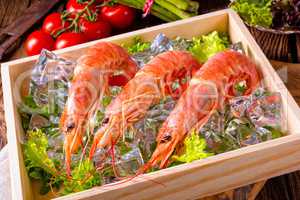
[66,0,97,13]
[100,5,135,30]
[25,31,55,56]
[42,13,70,36]
[80,17,111,41]
[54,32,87,49]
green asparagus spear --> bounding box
[165,0,199,13]
[151,2,181,20]
[150,10,174,22]
[154,0,195,19]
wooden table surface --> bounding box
[1,1,300,200]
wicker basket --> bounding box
[247,25,300,63]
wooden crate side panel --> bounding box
[1,64,32,200]
[56,135,300,200]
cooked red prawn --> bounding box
[144,50,260,169]
[60,42,138,175]
[89,51,201,159]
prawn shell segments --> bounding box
[60,41,138,176]
[146,50,261,170]
[89,51,202,160]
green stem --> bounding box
[54,0,96,38]
[154,0,194,19]
[165,0,199,13]
[150,10,174,22]
[151,3,180,20]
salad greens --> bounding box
[24,128,102,195]
[24,129,57,176]
[125,37,151,54]
[231,0,300,30]
[272,0,300,29]
[23,129,61,194]
[230,0,273,27]
[173,131,213,163]
[234,81,248,96]
[19,96,50,118]
[188,31,229,63]
[264,126,283,139]
[62,160,101,195]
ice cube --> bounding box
[172,37,193,51]
[117,147,144,176]
[230,96,251,118]
[150,33,173,53]
[29,50,75,123]
[247,92,282,128]
[229,42,245,54]
[132,34,189,67]
[256,127,273,142]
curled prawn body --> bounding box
[60,42,137,175]
[145,50,261,169]
[89,51,201,159]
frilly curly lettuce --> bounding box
[62,159,101,195]
[230,0,273,28]
[24,129,101,195]
[173,131,213,163]
[188,31,229,63]
[125,37,151,54]
[24,129,57,175]
[23,129,61,194]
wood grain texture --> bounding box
[0,0,30,28]
[0,0,61,60]
[271,61,300,105]
[256,172,300,200]
[0,0,33,148]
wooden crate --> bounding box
[2,9,300,200]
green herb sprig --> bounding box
[230,0,273,27]
[173,131,213,163]
[188,31,229,63]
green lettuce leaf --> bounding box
[19,95,50,118]
[230,0,273,27]
[125,37,150,54]
[62,159,101,195]
[173,131,213,163]
[263,126,284,139]
[24,129,57,175]
[188,31,229,63]
[23,129,62,194]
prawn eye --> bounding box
[66,122,75,132]
[161,133,172,143]
[102,117,109,124]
